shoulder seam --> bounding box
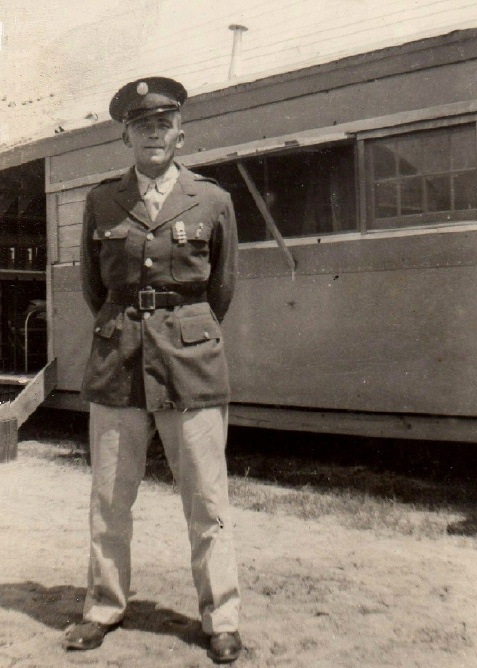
[91,175,122,190]
[192,173,228,191]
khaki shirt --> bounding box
[80,164,238,411]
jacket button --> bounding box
[146,232,154,241]
[144,258,153,267]
[143,312,151,319]
[204,331,210,339]
[94,326,101,333]
[104,230,112,238]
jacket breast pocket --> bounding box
[93,221,131,242]
[93,222,132,279]
[171,221,212,283]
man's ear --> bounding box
[122,128,131,147]
[176,130,185,150]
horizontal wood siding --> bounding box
[232,1,477,78]
[56,187,91,264]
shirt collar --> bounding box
[135,163,179,197]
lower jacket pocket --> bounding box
[179,314,221,345]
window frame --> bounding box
[179,106,477,247]
[191,139,358,244]
[357,114,477,234]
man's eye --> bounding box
[137,121,170,131]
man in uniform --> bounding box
[61,77,241,664]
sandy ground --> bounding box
[1,440,477,668]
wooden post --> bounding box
[0,400,17,462]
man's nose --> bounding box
[148,123,165,136]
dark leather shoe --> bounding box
[61,620,118,650]
[208,631,242,663]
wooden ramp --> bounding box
[0,359,57,462]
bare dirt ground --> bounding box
[1,414,477,667]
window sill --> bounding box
[238,220,477,248]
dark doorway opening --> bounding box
[0,159,47,375]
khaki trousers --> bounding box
[83,402,240,634]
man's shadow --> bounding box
[0,581,207,649]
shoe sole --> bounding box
[62,637,104,651]
[207,648,241,664]
[61,621,120,651]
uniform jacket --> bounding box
[81,164,238,411]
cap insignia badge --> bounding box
[137,81,149,96]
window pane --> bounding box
[426,175,451,212]
[267,146,356,236]
[454,171,477,210]
[401,177,423,215]
[373,143,396,179]
[375,181,398,218]
[396,136,422,175]
[422,130,450,174]
[368,124,477,228]
[194,145,357,240]
[451,126,476,170]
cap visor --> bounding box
[125,105,179,124]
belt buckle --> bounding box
[138,288,156,310]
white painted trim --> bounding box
[238,221,477,249]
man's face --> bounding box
[123,111,185,177]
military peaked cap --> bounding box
[109,77,188,124]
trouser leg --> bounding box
[154,406,240,635]
[83,403,152,625]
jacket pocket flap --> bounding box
[93,223,130,240]
[93,318,117,339]
[180,315,221,344]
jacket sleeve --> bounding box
[80,191,107,317]
[207,192,238,323]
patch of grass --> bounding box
[19,415,477,539]
[19,440,90,468]
[228,477,458,538]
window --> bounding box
[195,144,357,242]
[365,124,477,230]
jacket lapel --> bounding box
[113,168,151,227]
[112,164,199,229]
[150,165,199,230]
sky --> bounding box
[1,0,477,148]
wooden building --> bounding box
[2,28,477,442]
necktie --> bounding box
[143,181,162,220]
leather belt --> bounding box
[107,288,207,310]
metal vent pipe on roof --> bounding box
[228,24,248,79]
